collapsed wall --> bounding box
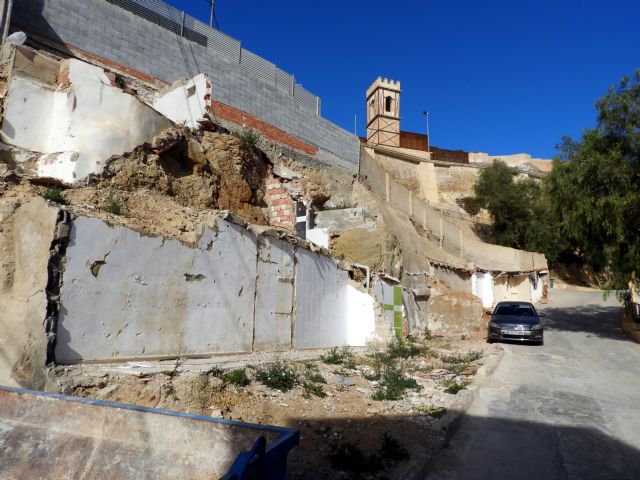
[11,0,359,172]
[0,46,171,183]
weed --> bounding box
[302,381,326,398]
[422,326,433,340]
[103,196,123,215]
[255,360,299,392]
[302,363,326,384]
[326,200,358,210]
[321,346,356,369]
[162,382,178,400]
[387,339,425,359]
[328,440,366,471]
[378,433,410,464]
[231,128,261,151]
[372,365,420,401]
[442,378,470,394]
[440,350,482,364]
[417,405,448,419]
[327,434,410,473]
[204,366,224,377]
[42,187,68,205]
[162,358,183,379]
[223,368,251,387]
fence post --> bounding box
[180,11,184,37]
[316,97,320,115]
[291,75,295,97]
[385,173,390,202]
[238,42,242,63]
[409,191,413,217]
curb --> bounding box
[434,347,504,444]
[413,347,505,479]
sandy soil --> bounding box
[49,335,501,479]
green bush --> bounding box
[302,363,326,384]
[255,360,300,392]
[223,368,251,387]
[42,187,68,205]
[320,346,356,369]
[302,381,326,398]
[372,365,421,401]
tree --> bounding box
[547,70,640,286]
[471,161,562,261]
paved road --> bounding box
[427,289,640,480]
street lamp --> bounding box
[422,111,430,158]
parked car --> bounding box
[488,301,544,345]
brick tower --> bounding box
[366,77,401,147]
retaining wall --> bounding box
[11,0,359,171]
[359,146,548,273]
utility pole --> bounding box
[208,0,215,28]
[422,111,430,158]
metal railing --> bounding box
[107,0,321,114]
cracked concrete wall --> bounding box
[53,216,379,363]
[254,237,295,351]
[56,218,258,362]
[0,198,59,389]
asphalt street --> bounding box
[427,289,640,480]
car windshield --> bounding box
[495,304,535,316]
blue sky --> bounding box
[170,1,639,158]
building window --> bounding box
[385,95,393,112]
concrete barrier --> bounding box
[0,386,298,479]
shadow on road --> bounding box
[421,411,640,480]
[541,302,627,341]
[283,409,640,479]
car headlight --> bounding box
[489,321,500,329]
[531,324,542,330]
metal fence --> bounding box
[107,0,321,114]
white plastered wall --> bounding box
[472,271,495,309]
[56,218,258,362]
[153,74,212,129]
[1,59,171,183]
[293,249,376,349]
[54,216,380,363]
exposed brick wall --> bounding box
[266,176,296,231]
[210,102,318,156]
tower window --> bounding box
[385,96,393,112]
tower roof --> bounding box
[366,77,401,99]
